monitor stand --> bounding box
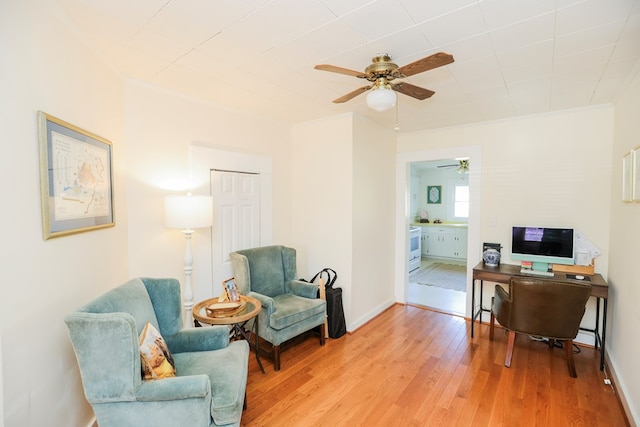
[520,261,554,277]
[532,261,550,272]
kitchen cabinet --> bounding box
[452,229,467,258]
[421,226,467,259]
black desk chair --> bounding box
[490,277,592,377]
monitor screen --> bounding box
[511,226,575,266]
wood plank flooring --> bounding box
[242,304,629,426]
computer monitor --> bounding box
[511,226,575,271]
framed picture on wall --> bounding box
[427,185,442,204]
[622,151,633,202]
[37,112,115,239]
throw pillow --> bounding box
[139,322,176,380]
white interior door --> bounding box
[211,170,260,291]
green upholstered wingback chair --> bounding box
[490,277,592,377]
[230,245,326,371]
[65,277,249,427]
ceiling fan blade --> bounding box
[392,82,435,100]
[437,164,458,168]
[396,52,454,77]
[333,85,371,103]
[314,64,367,78]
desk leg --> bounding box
[600,298,607,371]
[594,297,600,349]
[471,277,476,338]
[479,279,484,324]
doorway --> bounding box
[406,159,468,315]
[394,146,481,319]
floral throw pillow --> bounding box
[139,322,176,380]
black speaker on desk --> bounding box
[483,242,502,252]
[482,242,502,267]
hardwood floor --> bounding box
[242,304,628,426]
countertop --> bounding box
[412,222,468,228]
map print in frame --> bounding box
[38,111,115,239]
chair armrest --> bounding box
[164,327,230,354]
[136,374,211,401]
[287,279,318,299]
[248,291,275,316]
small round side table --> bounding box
[193,295,264,373]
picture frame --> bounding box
[622,151,633,203]
[222,277,240,302]
[38,112,115,239]
[633,147,640,202]
[427,185,442,204]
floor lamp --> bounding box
[165,194,213,328]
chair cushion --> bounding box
[269,294,326,330]
[139,322,176,380]
[173,340,249,426]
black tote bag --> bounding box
[309,268,346,339]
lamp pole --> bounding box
[165,194,213,328]
[181,228,195,327]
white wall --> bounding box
[351,114,397,328]
[398,107,613,268]
[124,82,292,306]
[0,1,128,426]
[608,71,640,425]
[399,107,613,273]
[291,114,355,324]
[291,114,396,330]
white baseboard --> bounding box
[606,353,639,427]
[347,299,396,332]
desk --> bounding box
[193,295,264,373]
[470,262,608,370]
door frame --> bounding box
[190,144,272,300]
[394,146,482,317]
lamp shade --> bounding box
[366,87,397,112]
[164,195,213,229]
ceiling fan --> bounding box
[314,52,454,111]
[438,159,469,174]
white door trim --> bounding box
[395,146,482,317]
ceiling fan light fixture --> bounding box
[366,86,397,112]
[456,159,469,175]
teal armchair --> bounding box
[230,245,326,370]
[65,277,249,427]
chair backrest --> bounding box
[231,245,297,297]
[507,277,592,339]
[64,278,183,403]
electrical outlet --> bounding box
[604,379,611,385]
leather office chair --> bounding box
[490,277,592,377]
[230,245,326,371]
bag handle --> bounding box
[319,268,337,288]
[308,268,337,288]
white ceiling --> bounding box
[55,0,640,133]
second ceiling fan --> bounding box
[314,52,454,111]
